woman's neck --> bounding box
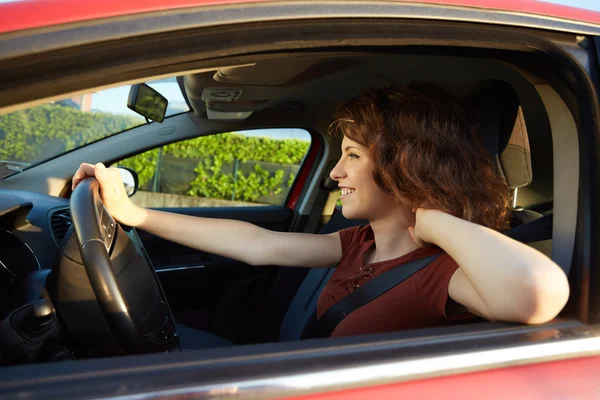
[368,211,420,264]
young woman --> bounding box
[72,83,569,338]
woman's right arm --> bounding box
[72,163,343,268]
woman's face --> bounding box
[329,136,397,221]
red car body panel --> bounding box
[1,0,599,399]
[286,137,321,209]
[0,0,599,35]
[286,355,600,400]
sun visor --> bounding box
[183,56,359,120]
[213,58,317,85]
[198,87,250,120]
[184,73,276,120]
[205,107,253,120]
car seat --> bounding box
[179,80,551,347]
[279,80,549,341]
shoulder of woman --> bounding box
[415,251,460,294]
[427,251,459,273]
[337,224,372,255]
[414,251,464,318]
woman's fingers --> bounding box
[72,163,119,192]
[92,163,111,192]
[72,162,134,224]
[93,163,121,196]
[71,163,97,190]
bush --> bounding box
[0,104,311,204]
[0,104,142,165]
[122,133,311,203]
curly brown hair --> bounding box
[329,83,510,231]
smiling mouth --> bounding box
[340,188,355,197]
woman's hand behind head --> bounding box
[409,208,450,247]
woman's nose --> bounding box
[330,160,345,181]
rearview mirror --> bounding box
[117,167,139,197]
[127,84,168,123]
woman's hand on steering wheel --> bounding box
[72,163,141,226]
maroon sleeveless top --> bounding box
[317,225,472,337]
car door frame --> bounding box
[1,2,600,399]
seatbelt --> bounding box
[303,254,440,338]
[321,191,340,225]
[320,176,341,225]
[300,214,553,339]
[505,213,552,244]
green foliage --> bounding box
[0,103,311,204]
[287,172,296,187]
[188,163,285,202]
[161,133,309,164]
[118,148,159,187]
[0,104,142,165]
[123,133,310,203]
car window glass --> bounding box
[119,129,311,208]
[0,77,188,175]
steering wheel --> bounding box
[65,177,180,354]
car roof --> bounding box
[0,0,599,36]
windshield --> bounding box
[0,77,189,179]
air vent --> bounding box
[50,208,72,242]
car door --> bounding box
[114,128,318,343]
[0,73,324,343]
[2,1,600,399]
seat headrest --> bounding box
[460,80,532,189]
[501,106,532,189]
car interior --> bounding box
[167,55,558,347]
[0,37,585,363]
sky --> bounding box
[542,0,600,11]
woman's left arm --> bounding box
[412,209,570,324]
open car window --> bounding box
[0,77,189,178]
[118,128,312,208]
[1,0,600,396]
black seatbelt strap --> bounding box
[316,253,440,337]
[301,215,552,339]
[505,213,552,243]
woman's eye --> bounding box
[348,153,360,160]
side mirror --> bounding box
[117,167,139,197]
[127,83,168,123]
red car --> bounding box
[0,0,599,398]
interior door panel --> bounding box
[139,206,293,268]
[137,205,295,343]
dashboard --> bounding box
[0,189,71,279]
[0,188,180,359]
